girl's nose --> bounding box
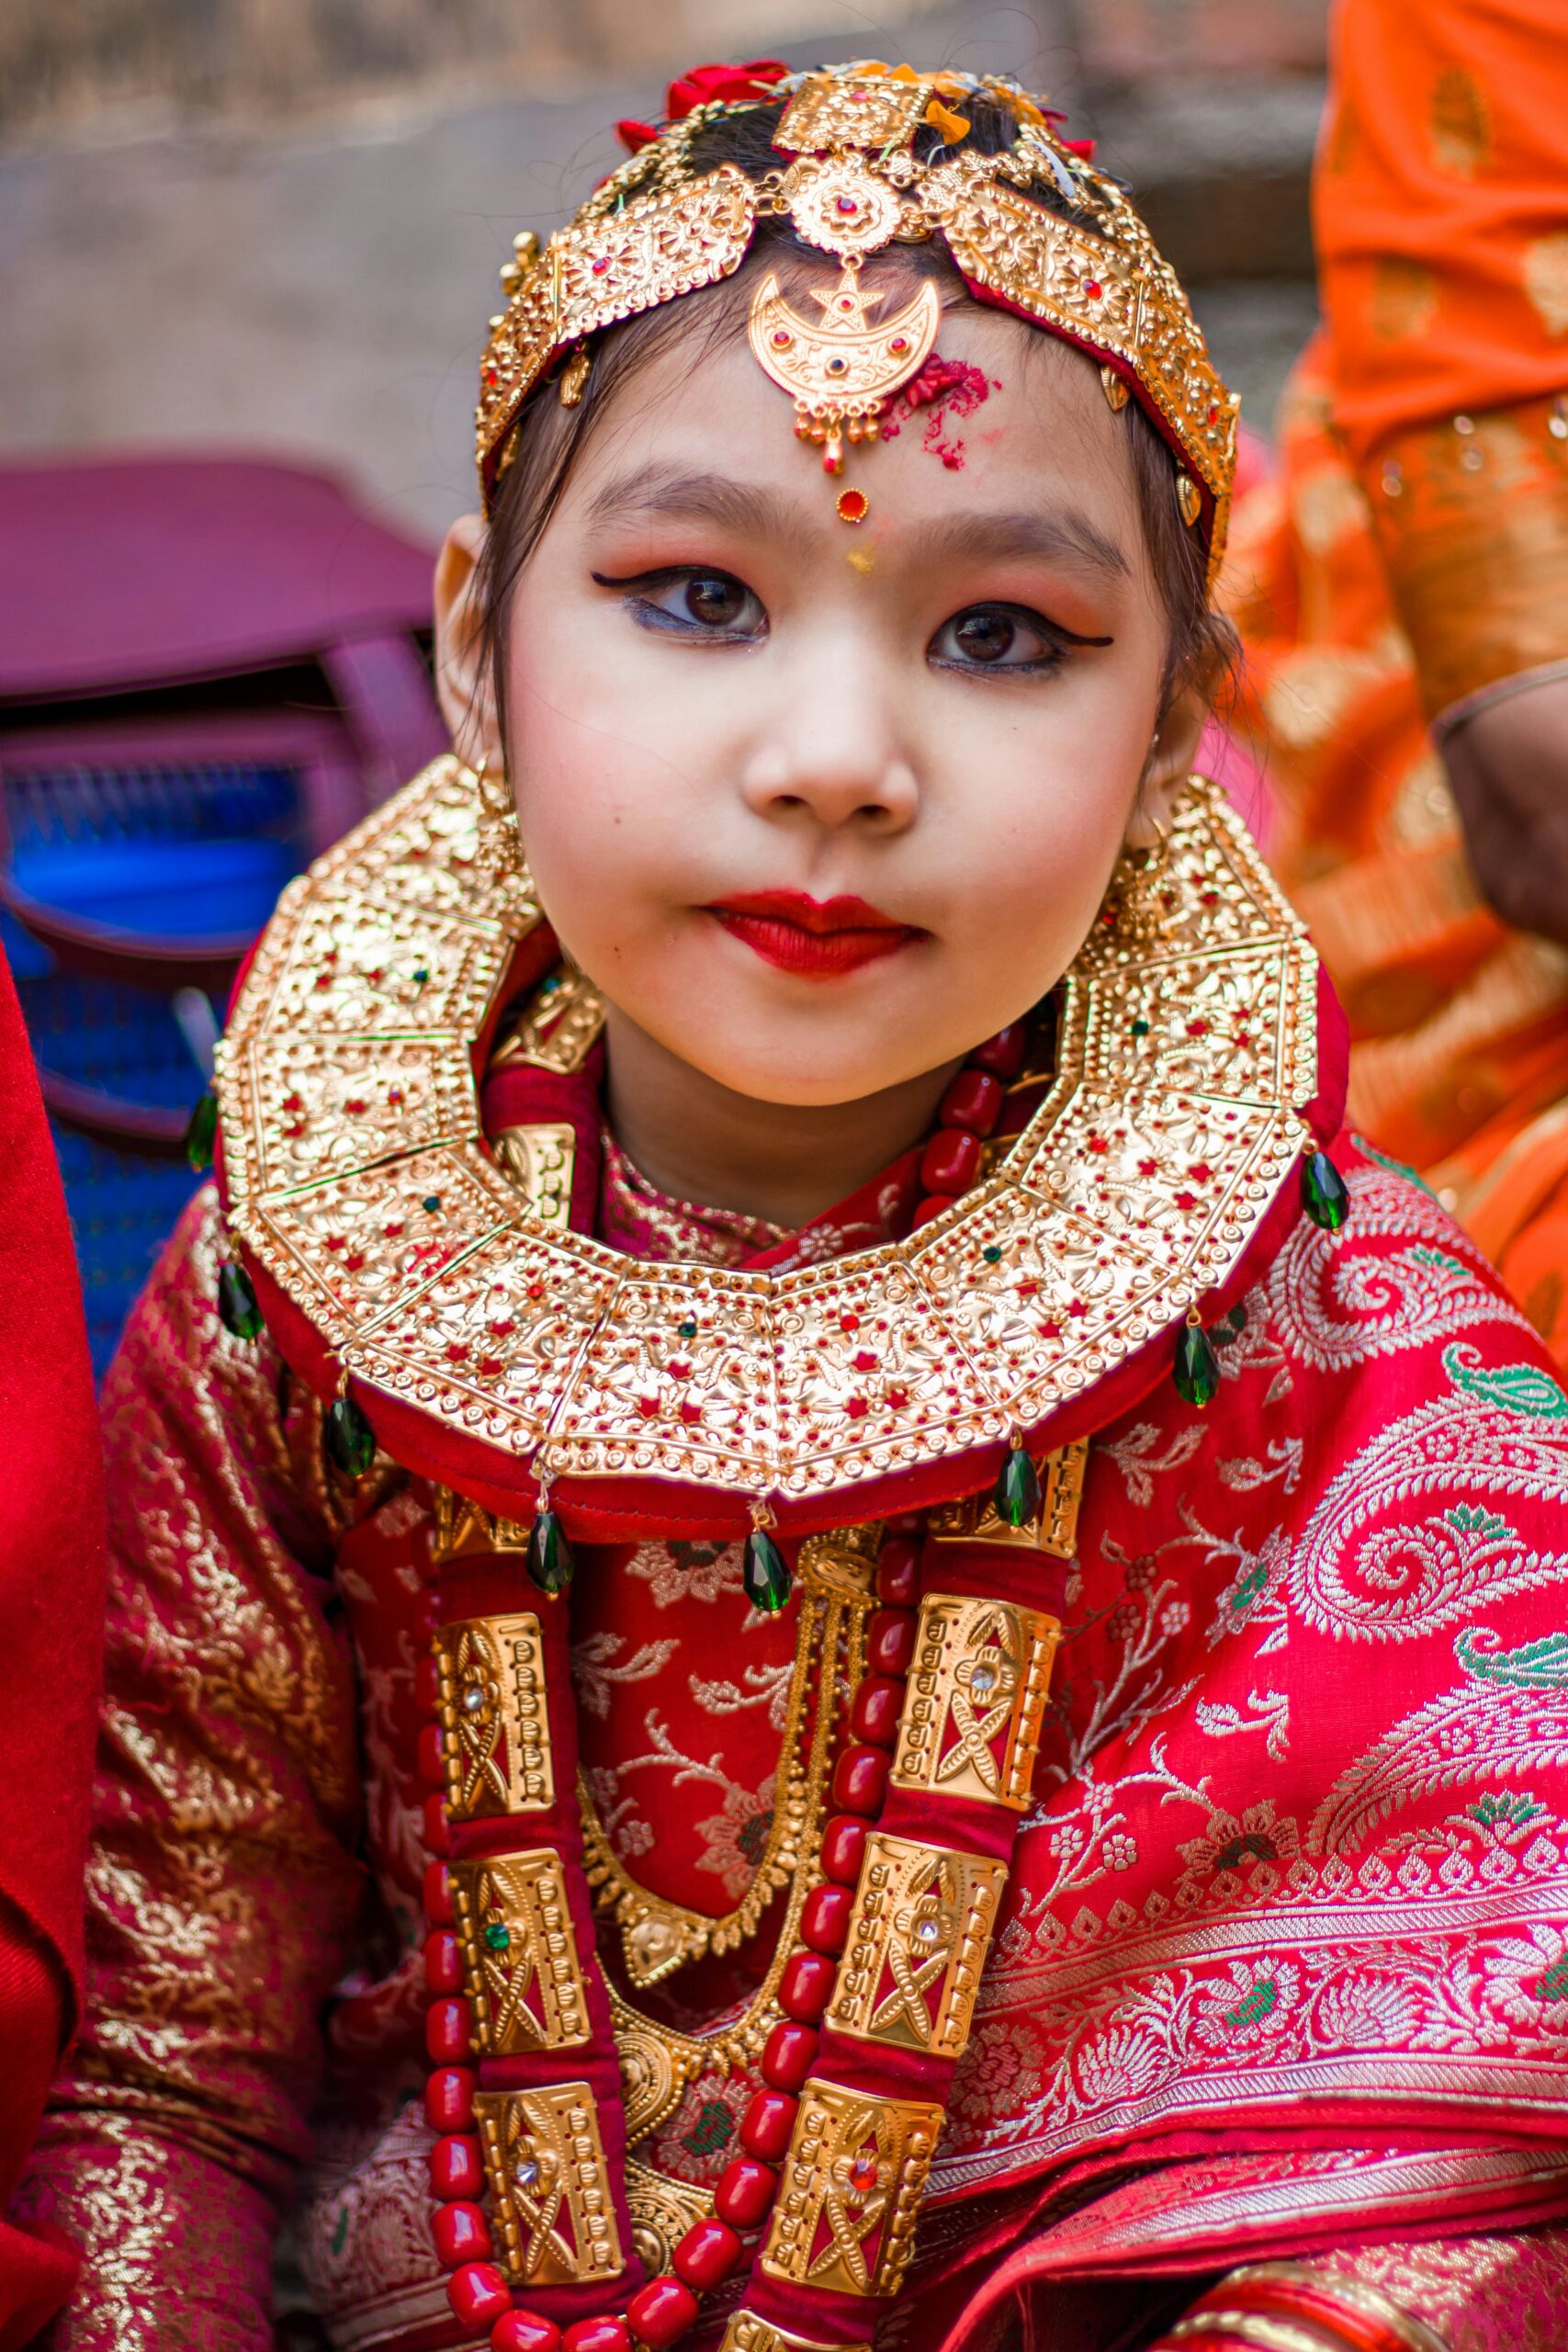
[740,651,919,834]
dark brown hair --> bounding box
[472,90,1237,750]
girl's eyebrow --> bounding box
[584,464,813,553]
[908,505,1131,582]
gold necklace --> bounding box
[579,1528,875,1989]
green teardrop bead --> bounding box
[993,1444,1043,1529]
[1302,1149,1349,1233]
[185,1091,218,1171]
[743,1525,791,1615]
[1174,1319,1220,1409]
[217,1260,263,1343]
[325,1394,377,1477]
[526,1509,574,1597]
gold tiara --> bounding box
[475,64,1239,582]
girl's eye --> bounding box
[930,603,1087,674]
[592,566,766,642]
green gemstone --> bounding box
[217,1260,263,1343]
[412,965,430,986]
[482,1920,512,1952]
[423,1194,442,1214]
[325,1394,377,1476]
[185,1091,218,1171]
[1130,1018,1151,1038]
[994,1445,1043,1528]
[677,1319,698,1340]
[1302,1149,1349,1234]
[526,1508,574,1597]
[743,1525,791,1614]
[982,1246,1003,1264]
[1174,1318,1221,1409]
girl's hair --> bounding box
[472,89,1238,750]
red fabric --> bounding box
[0,946,106,2329]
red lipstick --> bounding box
[706,891,922,978]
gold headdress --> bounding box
[475,62,1239,582]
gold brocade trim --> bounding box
[435,1612,553,1818]
[759,2078,942,2296]
[928,1437,1087,1555]
[625,2160,713,2274]
[722,2321,873,2352]
[449,1853,591,2053]
[214,758,1318,1510]
[891,1592,1060,1810]
[491,1123,576,1232]
[1369,394,1568,720]
[826,1831,1007,2057]
[581,1561,865,1989]
[475,2085,625,2287]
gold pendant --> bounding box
[749,261,939,478]
[625,2160,713,2274]
[891,1592,1060,1811]
[827,1831,1008,2058]
[449,1852,592,2054]
[760,2079,942,2297]
[475,2085,626,2287]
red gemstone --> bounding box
[626,2276,699,2348]
[426,2064,477,2132]
[779,1951,836,2023]
[866,1607,917,1679]
[801,1883,853,1953]
[591,257,611,275]
[417,1724,447,1791]
[761,2019,819,2092]
[889,335,908,353]
[940,1068,1004,1136]
[820,1815,868,1887]
[912,1193,958,1229]
[971,1023,1029,1079]
[671,2217,743,2291]
[836,195,859,214]
[740,2088,799,2163]
[832,1744,890,1817]
[875,1536,920,1608]
[434,2200,491,2267]
[425,1996,473,2064]
[920,1128,981,1197]
[850,2152,880,2191]
[715,2154,779,2230]
[773,329,791,346]
[423,1860,455,1927]
[1084,278,1102,298]
[429,2132,483,2199]
[446,2259,511,2326]
[492,2315,563,2352]
[423,1792,452,1856]
[424,1929,464,1996]
[851,1674,904,1747]
[563,2322,632,2352]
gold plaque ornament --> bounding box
[722,2321,873,2352]
[892,1593,1060,1810]
[928,1436,1088,1556]
[827,1832,1008,2057]
[470,60,1240,583]
[434,1613,554,1818]
[760,2077,942,2296]
[491,1120,576,1231]
[216,758,1320,1519]
[448,1852,591,2053]
[475,2085,625,2287]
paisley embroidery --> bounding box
[1290,1394,1568,1641]
[1310,1659,1568,1855]
[1443,1341,1568,1420]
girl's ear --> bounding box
[434,513,504,771]
[1125,675,1210,848]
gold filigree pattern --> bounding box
[449,1853,590,2052]
[760,2078,942,2296]
[827,1832,1008,2056]
[775,69,934,155]
[435,1612,553,1817]
[625,2159,713,2274]
[928,1438,1087,1555]
[891,1592,1060,1810]
[474,2085,625,2287]
[490,965,606,1073]
[216,757,1318,1507]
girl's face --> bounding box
[438,293,1203,1110]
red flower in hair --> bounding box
[617,59,787,153]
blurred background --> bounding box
[0,0,1330,1374]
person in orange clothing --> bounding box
[1224,0,1568,1360]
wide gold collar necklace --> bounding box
[216,758,1318,1510]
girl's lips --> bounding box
[705,892,924,978]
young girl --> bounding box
[23,59,1568,2352]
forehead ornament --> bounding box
[474,62,1240,582]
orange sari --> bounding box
[1224,0,1568,1363]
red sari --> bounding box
[18,764,1568,2350]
